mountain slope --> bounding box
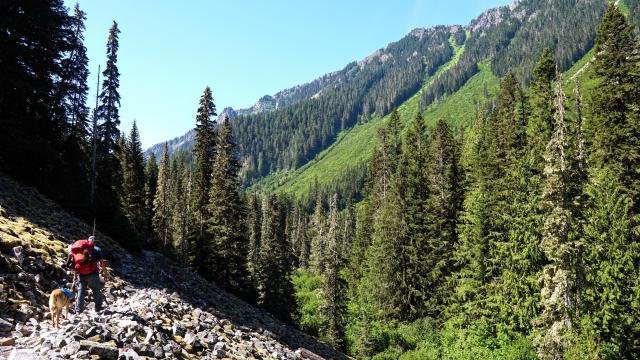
[148,25,463,178]
[254,58,500,198]
[0,173,345,359]
[149,0,615,201]
[253,0,614,199]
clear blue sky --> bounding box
[64,0,512,148]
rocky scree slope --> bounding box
[0,174,344,359]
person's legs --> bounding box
[87,273,104,311]
[75,275,88,313]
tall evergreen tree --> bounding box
[363,168,407,321]
[144,153,159,242]
[257,196,296,322]
[309,194,327,273]
[95,21,122,219]
[581,4,640,354]
[61,3,90,140]
[321,194,348,350]
[59,3,91,213]
[424,119,463,319]
[152,143,171,249]
[526,48,556,165]
[536,71,575,359]
[452,73,524,325]
[582,167,638,356]
[191,86,218,233]
[189,86,217,273]
[340,199,356,267]
[289,203,306,267]
[206,116,249,294]
[169,152,191,257]
[298,216,311,270]
[0,0,71,199]
[398,111,431,320]
[121,121,147,243]
[586,2,640,205]
[246,192,262,297]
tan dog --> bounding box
[49,288,74,328]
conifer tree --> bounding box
[451,107,502,323]
[298,216,311,269]
[59,3,91,212]
[495,52,556,335]
[170,152,191,256]
[144,153,159,242]
[582,167,638,356]
[189,86,217,273]
[62,3,90,140]
[246,192,262,296]
[206,116,249,294]
[309,194,327,273]
[398,111,431,320]
[340,199,356,267]
[95,21,122,216]
[289,203,305,267]
[0,0,70,190]
[191,86,218,233]
[587,2,640,205]
[363,169,407,321]
[581,5,640,353]
[537,71,575,359]
[527,48,556,165]
[153,143,171,249]
[121,121,147,242]
[424,119,463,318]
[321,194,347,349]
[453,73,524,325]
[257,196,296,322]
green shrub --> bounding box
[292,269,325,336]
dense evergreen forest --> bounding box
[2,1,640,359]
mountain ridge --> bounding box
[145,23,464,161]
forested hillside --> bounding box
[278,4,640,358]
[151,0,612,202]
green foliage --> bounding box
[120,121,147,242]
[319,195,347,348]
[189,85,217,272]
[292,269,325,336]
[206,117,250,294]
[144,153,159,242]
[587,2,640,203]
[256,195,296,322]
[95,21,124,221]
[152,143,171,249]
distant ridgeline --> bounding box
[146,0,640,203]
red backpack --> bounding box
[70,239,98,275]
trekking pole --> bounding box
[92,218,96,239]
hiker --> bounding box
[66,236,109,313]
